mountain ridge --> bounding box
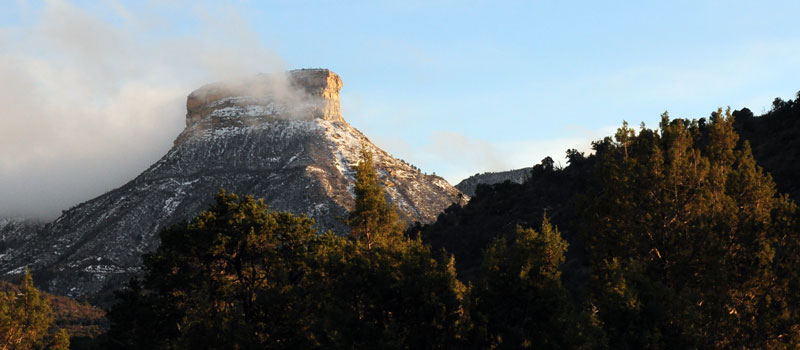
[0,69,466,303]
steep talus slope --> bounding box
[0,69,465,302]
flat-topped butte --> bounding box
[185,69,344,126]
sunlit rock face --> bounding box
[0,69,466,303]
[455,167,533,197]
[185,68,344,126]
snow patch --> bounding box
[84,264,125,274]
[162,178,199,216]
[210,103,283,119]
[7,266,27,275]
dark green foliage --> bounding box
[417,153,593,281]
[582,110,800,348]
[468,219,604,349]
[416,100,800,349]
[98,93,800,349]
[106,150,467,349]
[320,145,467,348]
[733,92,800,201]
[106,191,321,349]
[304,234,466,349]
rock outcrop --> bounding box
[0,69,466,303]
[455,167,532,197]
[185,69,344,125]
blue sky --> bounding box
[2,0,800,217]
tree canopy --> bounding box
[417,106,800,349]
[90,100,800,349]
[105,149,468,349]
[583,110,800,349]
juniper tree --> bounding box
[0,270,56,350]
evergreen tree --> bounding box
[0,270,58,350]
[347,146,404,249]
[106,190,321,349]
[305,235,467,348]
[308,145,468,348]
[468,218,604,349]
[107,187,468,349]
[583,110,800,348]
[95,100,800,349]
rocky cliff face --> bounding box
[185,69,344,125]
[455,167,532,197]
[0,69,466,302]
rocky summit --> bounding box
[0,69,466,302]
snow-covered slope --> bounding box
[0,69,466,302]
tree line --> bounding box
[4,103,800,349]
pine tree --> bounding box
[583,111,800,348]
[305,146,468,347]
[468,218,604,349]
[347,145,404,249]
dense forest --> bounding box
[3,94,800,349]
[733,95,800,200]
[418,99,800,349]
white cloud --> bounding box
[0,1,285,218]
